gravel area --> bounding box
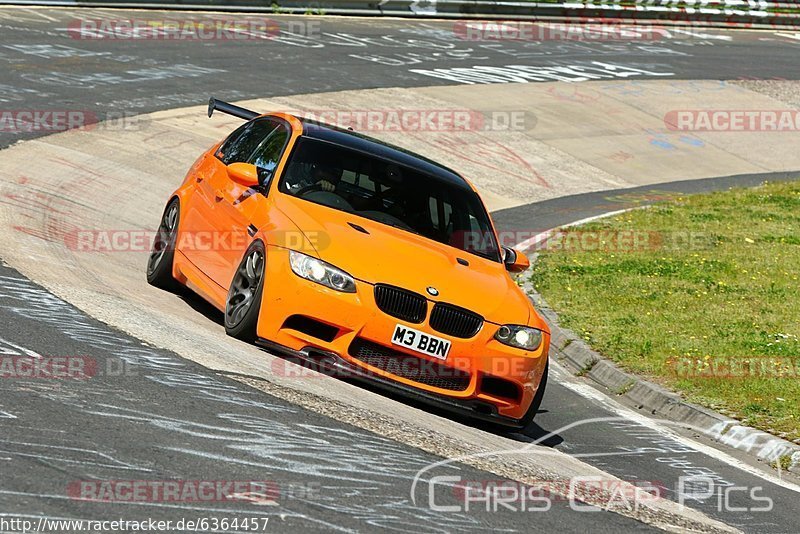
[731,80,800,108]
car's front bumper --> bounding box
[257,246,549,423]
[256,338,539,428]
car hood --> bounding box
[276,195,532,325]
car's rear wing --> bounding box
[207,97,259,121]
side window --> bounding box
[250,125,289,177]
[216,118,278,166]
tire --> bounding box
[224,240,266,343]
[147,198,180,291]
[510,359,549,432]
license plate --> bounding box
[391,324,451,361]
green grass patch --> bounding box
[770,455,793,471]
[532,181,800,441]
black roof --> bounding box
[298,118,471,191]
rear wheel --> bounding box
[146,198,179,290]
[225,241,266,343]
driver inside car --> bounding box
[286,161,342,194]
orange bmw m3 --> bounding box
[147,98,550,430]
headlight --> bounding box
[495,325,543,351]
[289,250,356,293]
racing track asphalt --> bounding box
[1,7,800,533]
[0,262,661,533]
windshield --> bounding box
[280,137,501,262]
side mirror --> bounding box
[226,162,259,187]
[503,246,530,273]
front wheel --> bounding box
[147,198,180,290]
[225,241,266,343]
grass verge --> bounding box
[531,181,800,442]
